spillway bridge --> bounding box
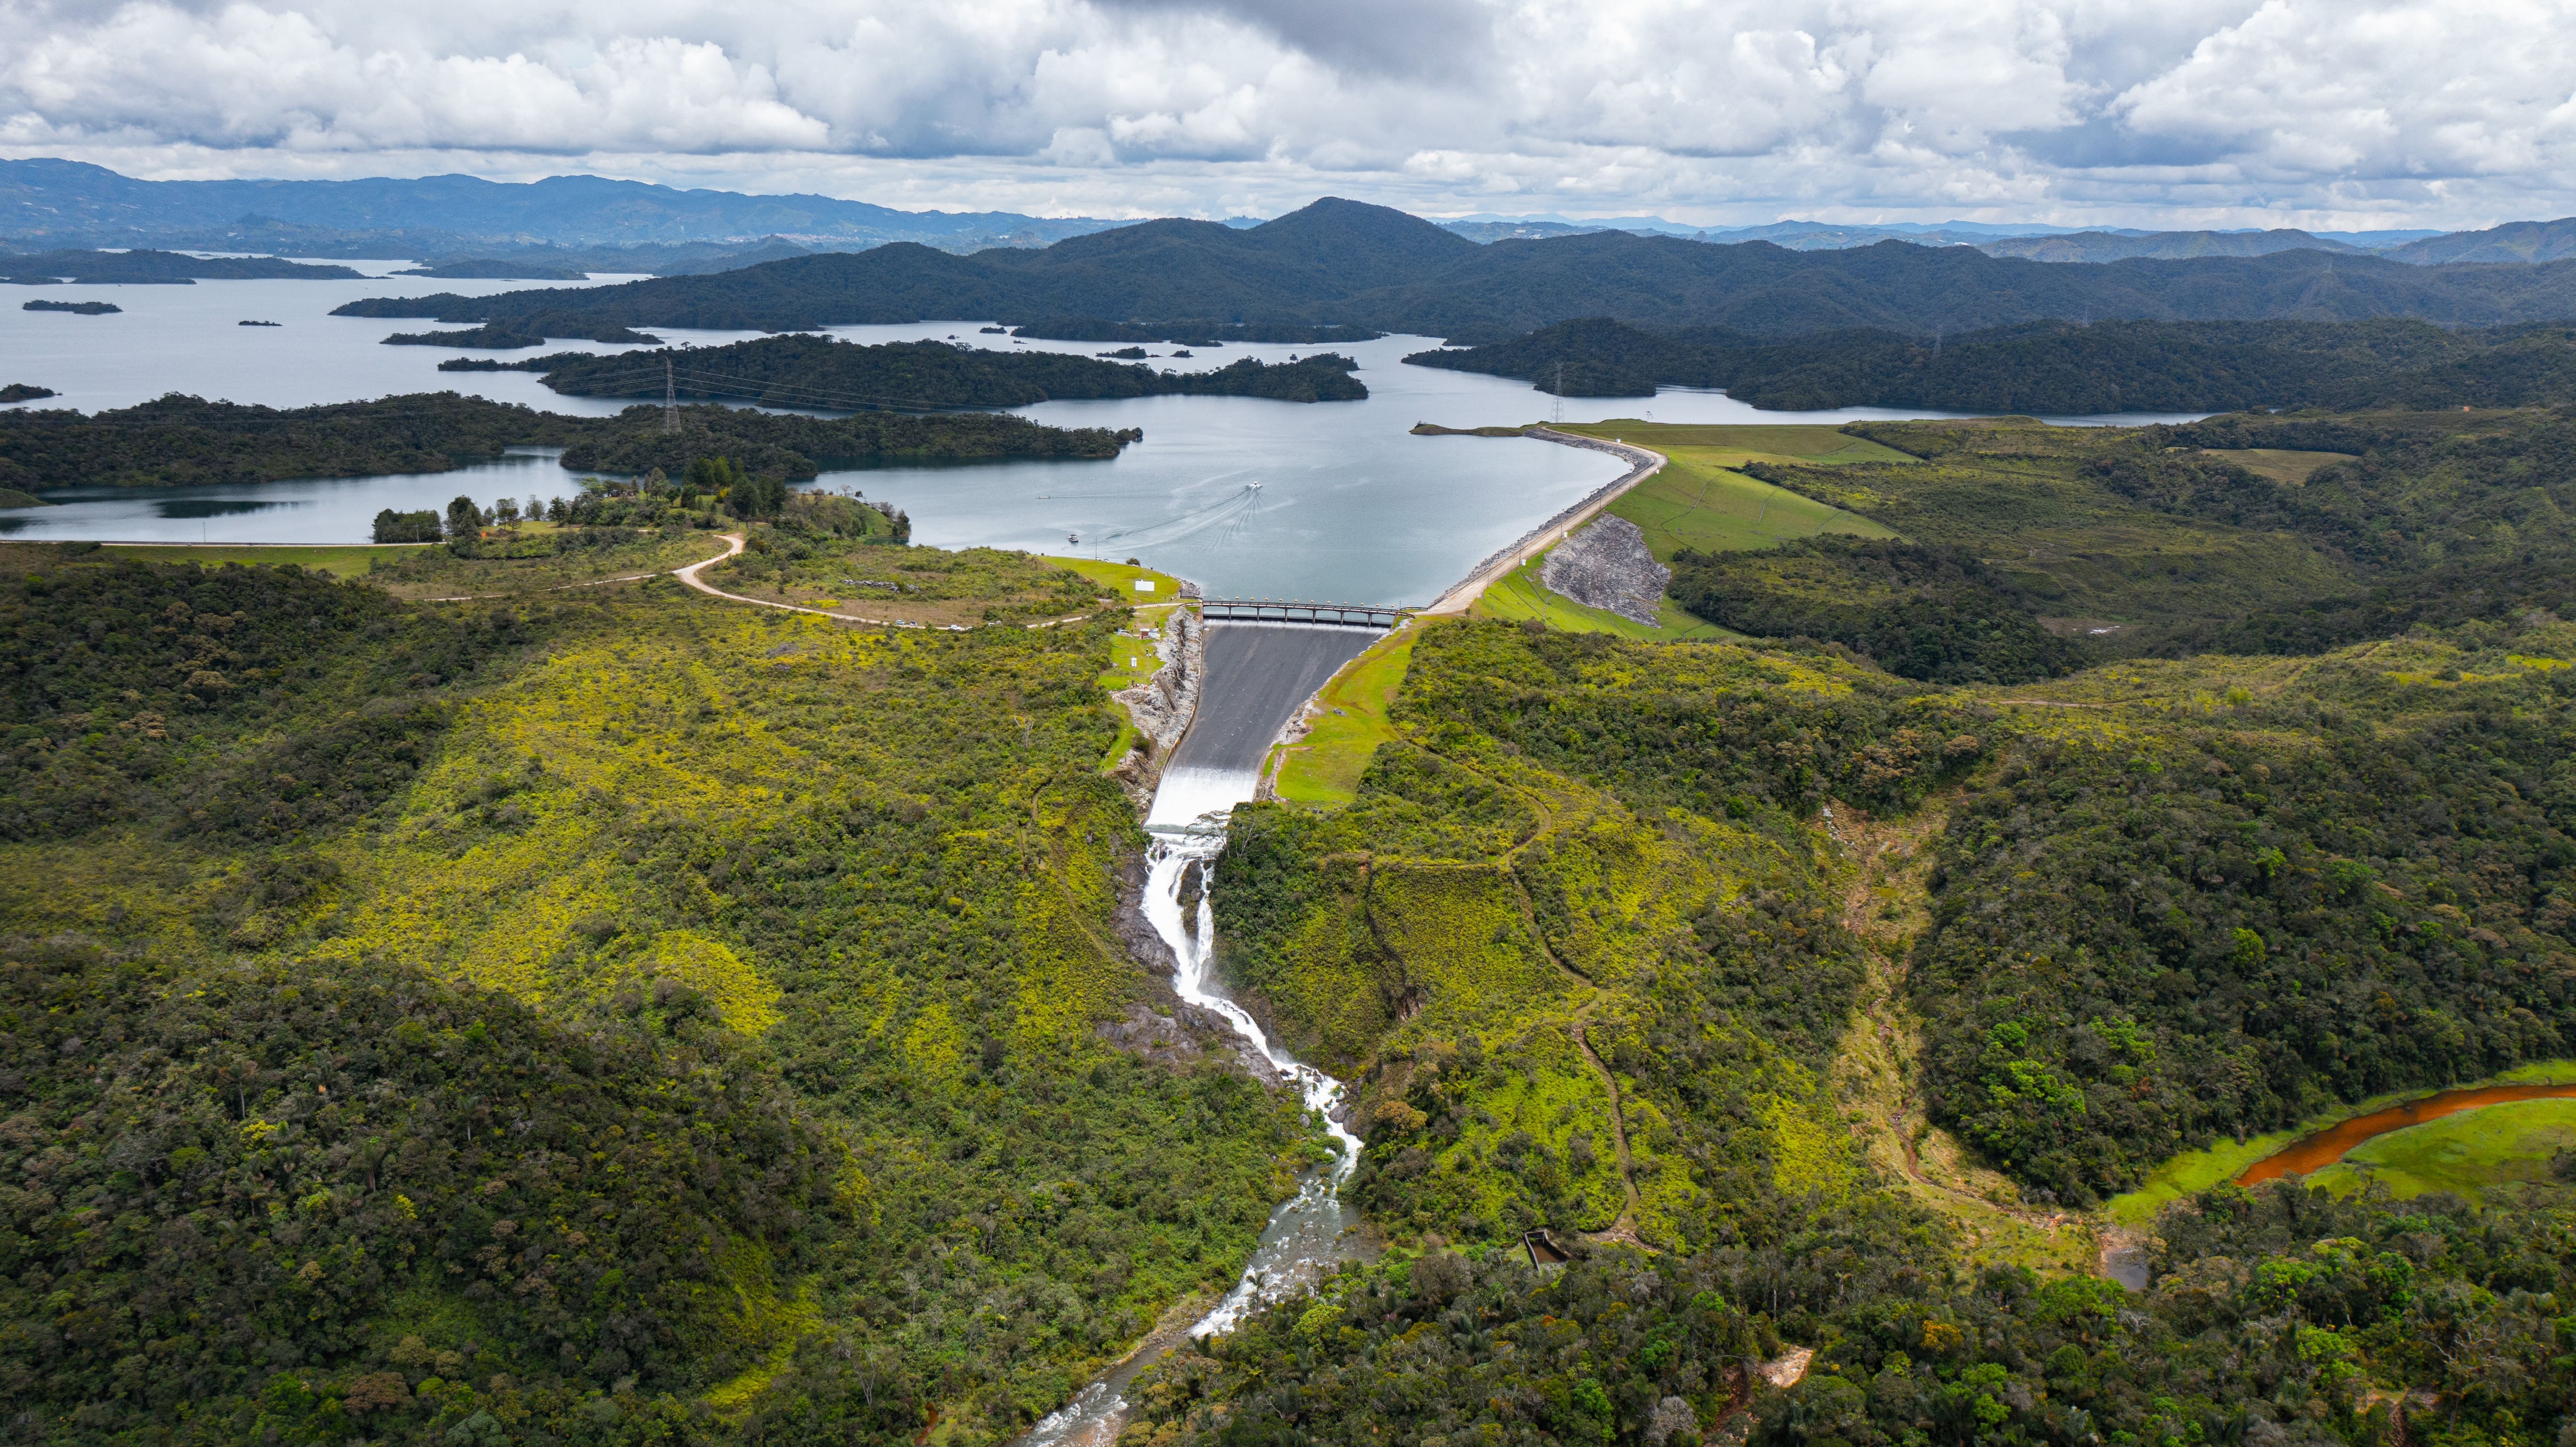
[1197,597,1412,629]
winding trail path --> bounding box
[671,532,1096,631]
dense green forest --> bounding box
[0,533,1317,1443]
[515,335,1367,406]
[322,199,2576,341]
[1122,1173,2576,1447]
[1667,538,2083,683]
[1408,316,2576,412]
[0,392,1138,491]
[1004,319,1382,345]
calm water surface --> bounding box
[1,271,2202,601]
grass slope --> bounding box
[1270,627,1418,806]
[1558,420,1906,561]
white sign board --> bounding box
[1133,580,1156,592]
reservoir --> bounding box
[0,270,2203,604]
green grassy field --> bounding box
[2307,1100,2576,1200]
[1270,628,1418,806]
[1558,420,1921,469]
[1445,421,1897,641]
[2196,447,2356,485]
[1045,556,1188,699]
[2104,1058,2576,1225]
[376,533,724,599]
[1469,555,1740,641]
[103,543,422,577]
[1044,555,1185,602]
[1545,422,1904,564]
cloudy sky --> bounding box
[4,0,2574,228]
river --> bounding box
[1014,624,1377,1447]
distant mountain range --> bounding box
[6,159,2571,279]
[0,158,1128,254]
[1437,214,2562,263]
[323,197,2576,343]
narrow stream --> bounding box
[1012,776,1369,1447]
[2236,1081,2576,1185]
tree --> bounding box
[443,495,484,541]
[372,508,442,543]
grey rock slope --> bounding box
[1541,514,1670,625]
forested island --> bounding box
[0,391,1139,491]
[1409,314,2576,411]
[1006,317,1383,344]
[441,333,1369,404]
[382,315,663,348]
[21,299,119,315]
[0,247,363,283]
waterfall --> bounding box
[1016,772,1366,1447]
[1143,812,1365,1336]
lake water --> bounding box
[0,270,2204,604]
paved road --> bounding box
[1166,624,1378,777]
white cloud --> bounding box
[2,0,2573,227]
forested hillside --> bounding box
[0,534,1315,1443]
[18,398,2576,1447]
[1671,409,2576,663]
[1156,609,2576,1447]
[1409,315,2576,412]
[0,247,363,283]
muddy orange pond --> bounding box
[2237,1083,2576,1184]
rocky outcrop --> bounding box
[1541,514,1671,625]
[1091,994,1288,1089]
[1113,852,1180,977]
[1115,607,1201,751]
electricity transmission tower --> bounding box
[1552,360,1564,426]
[664,359,677,433]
